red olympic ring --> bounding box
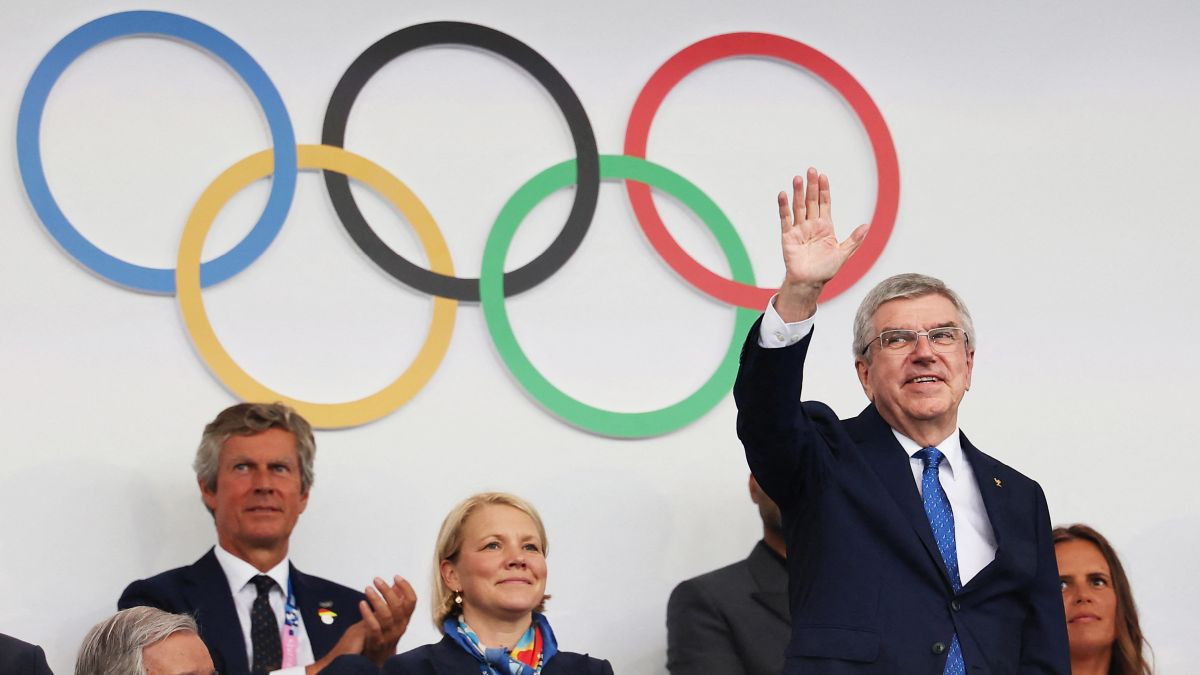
[624,32,900,308]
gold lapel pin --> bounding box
[993,478,1002,488]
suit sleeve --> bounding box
[734,318,824,509]
[0,637,53,675]
[1018,484,1071,674]
[117,578,176,612]
[323,654,383,674]
[30,645,52,675]
[381,650,433,675]
[665,579,748,675]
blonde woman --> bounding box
[384,492,612,674]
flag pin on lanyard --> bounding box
[281,577,300,668]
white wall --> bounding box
[1,1,1197,672]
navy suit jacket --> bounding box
[0,634,53,675]
[734,325,1069,674]
[666,541,790,675]
[118,548,364,675]
[382,635,613,675]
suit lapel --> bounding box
[746,542,789,623]
[850,405,956,589]
[292,565,340,660]
[960,434,1007,592]
[184,549,249,675]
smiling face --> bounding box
[441,504,548,628]
[199,427,308,564]
[855,293,974,444]
[1057,539,1118,659]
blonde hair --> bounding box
[431,492,550,629]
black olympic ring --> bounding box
[321,21,600,302]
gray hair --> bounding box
[75,607,199,675]
[852,273,976,360]
[193,402,316,497]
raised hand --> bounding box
[359,575,418,665]
[775,168,868,321]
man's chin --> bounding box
[235,526,292,547]
[898,397,956,419]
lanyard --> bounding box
[281,575,299,668]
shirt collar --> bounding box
[892,428,964,477]
[213,545,291,596]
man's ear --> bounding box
[748,475,763,505]
[199,477,218,513]
[964,347,975,391]
[855,357,874,401]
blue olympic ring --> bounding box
[16,10,297,294]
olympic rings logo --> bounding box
[17,11,898,436]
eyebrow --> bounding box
[227,455,296,465]
[878,321,961,333]
[478,532,540,542]
[1060,570,1111,579]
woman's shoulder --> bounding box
[548,650,614,675]
[382,637,464,673]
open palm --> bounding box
[779,168,868,288]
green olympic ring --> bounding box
[480,154,759,438]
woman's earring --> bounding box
[454,592,463,605]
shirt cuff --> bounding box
[758,294,815,348]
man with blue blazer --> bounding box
[119,403,417,675]
[734,169,1069,674]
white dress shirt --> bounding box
[213,546,314,675]
[758,299,997,584]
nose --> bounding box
[506,551,528,568]
[910,333,937,360]
[251,468,275,492]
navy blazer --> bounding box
[666,541,790,675]
[118,548,364,675]
[0,634,52,675]
[382,635,613,675]
[734,325,1069,674]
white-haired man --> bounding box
[76,606,214,675]
[735,169,1069,673]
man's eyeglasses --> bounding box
[863,327,968,354]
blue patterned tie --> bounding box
[915,447,966,675]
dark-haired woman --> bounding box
[1054,524,1152,675]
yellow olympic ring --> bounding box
[175,144,457,428]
